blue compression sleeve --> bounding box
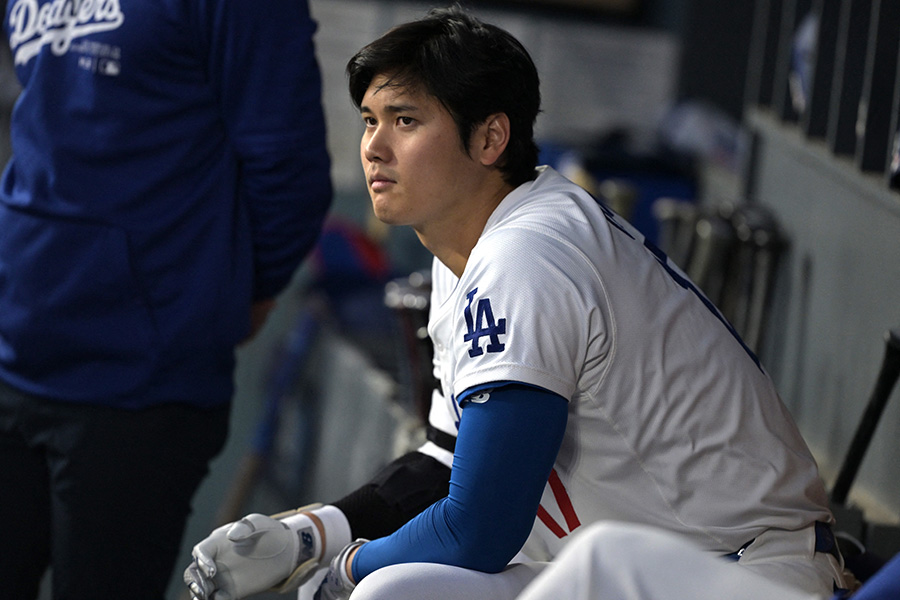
[352,384,568,580]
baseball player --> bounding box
[185,6,849,600]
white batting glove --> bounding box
[313,540,367,600]
[184,504,351,600]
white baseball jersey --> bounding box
[424,165,831,561]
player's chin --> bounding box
[371,198,407,225]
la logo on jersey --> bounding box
[463,288,506,358]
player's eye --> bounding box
[362,115,377,127]
[397,116,415,126]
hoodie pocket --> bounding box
[0,203,158,396]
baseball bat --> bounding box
[830,325,900,505]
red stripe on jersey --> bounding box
[548,468,581,532]
[536,504,567,538]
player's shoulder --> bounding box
[464,166,616,286]
[476,204,600,279]
[464,227,600,311]
[490,168,605,240]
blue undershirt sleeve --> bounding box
[351,383,568,581]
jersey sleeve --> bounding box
[447,228,610,402]
[351,384,568,579]
[196,0,332,300]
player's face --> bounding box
[359,76,486,230]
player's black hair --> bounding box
[346,4,541,187]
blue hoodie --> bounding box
[0,0,332,407]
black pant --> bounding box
[0,379,229,600]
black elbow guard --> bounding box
[332,450,451,540]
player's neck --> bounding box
[415,220,477,278]
[416,179,513,277]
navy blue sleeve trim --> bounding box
[456,380,555,407]
[352,384,568,580]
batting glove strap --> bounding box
[270,504,353,593]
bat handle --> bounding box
[830,326,900,505]
[889,326,900,353]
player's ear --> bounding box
[475,113,511,167]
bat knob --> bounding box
[887,326,900,352]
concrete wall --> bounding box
[747,108,900,523]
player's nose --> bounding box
[362,127,391,163]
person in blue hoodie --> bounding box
[0,0,332,598]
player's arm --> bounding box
[242,298,277,344]
[185,378,454,600]
[331,443,451,540]
[184,445,452,600]
[348,383,568,580]
[201,0,332,302]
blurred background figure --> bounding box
[0,1,332,598]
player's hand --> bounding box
[184,512,303,600]
[313,540,367,600]
[241,298,277,345]
[184,505,351,600]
